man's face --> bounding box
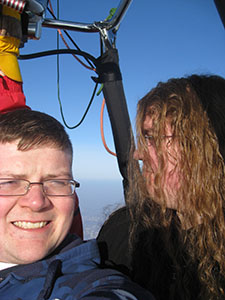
[0,142,75,264]
[134,115,181,210]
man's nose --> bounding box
[17,184,51,211]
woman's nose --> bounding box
[133,149,143,161]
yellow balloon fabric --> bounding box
[0,6,22,82]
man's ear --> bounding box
[69,192,83,239]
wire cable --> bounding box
[57,28,95,71]
[55,2,98,130]
[57,81,99,129]
[48,0,95,70]
[24,1,118,156]
[100,98,116,156]
[55,0,98,129]
[18,49,97,66]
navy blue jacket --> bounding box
[0,234,155,300]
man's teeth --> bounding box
[13,221,48,229]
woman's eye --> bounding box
[144,135,155,146]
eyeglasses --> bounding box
[144,135,174,147]
[0,178,80,196]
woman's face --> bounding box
[134,114,182,210]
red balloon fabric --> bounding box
[0,75,30,113]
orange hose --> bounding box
[100,98,116,157]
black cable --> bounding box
[19,49,98,129]
[47,6,95,69]
[18,49,97,66]
[54,0,98,130]
[58,82,99,129]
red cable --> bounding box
[48,0,95,72]
[48,1,115,157]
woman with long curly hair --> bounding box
[98,74,225,300]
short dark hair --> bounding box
[0,109,72,154]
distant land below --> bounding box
[77,179,125,239]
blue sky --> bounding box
[19,0,225,232]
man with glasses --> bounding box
[0,109,154,300]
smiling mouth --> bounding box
[12,221,49,229]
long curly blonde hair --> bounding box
[127,75,225,299]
